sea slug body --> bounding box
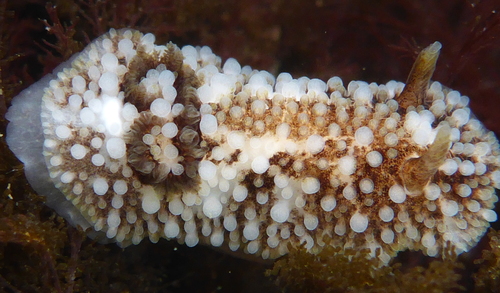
[6,28,500,264]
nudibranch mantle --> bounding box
[6,28,500,264]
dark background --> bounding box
[0,0,499,292]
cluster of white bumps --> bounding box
[14,29,500,263]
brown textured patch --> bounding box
[228,149,241,164]
[121,42,207,194]
[123,42,197,112]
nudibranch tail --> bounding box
[398,41,442,110]
[5,29,500,265]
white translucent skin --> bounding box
[5,58,98,233]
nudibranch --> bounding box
[6,28,500,264]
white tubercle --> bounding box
[389,184,406,204]
[338,156,356,175]
[355,126,374,146]
[350,212,369,233]
[200,114,218,135]
[301,177,320,194]
[306,134,325,154]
